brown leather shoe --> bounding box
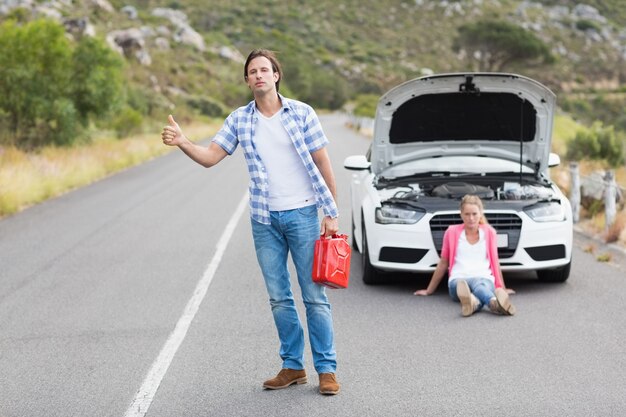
[319,373,340,395]
[495,288,516,316]
[456,280,480,317]
[263,368,307,390]
[488,298,504,314]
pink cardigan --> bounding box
[440,223,504,289]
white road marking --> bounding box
[123,192,248,417]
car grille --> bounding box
[429,213,522,259]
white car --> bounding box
[344,73,573,284]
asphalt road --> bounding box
[1,113,625,417]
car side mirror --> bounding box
[548,153,561,168]
[344,155,371,171]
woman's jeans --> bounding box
[448,277,495,309]
[251,204,336,374]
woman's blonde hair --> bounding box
[460,194,488,225]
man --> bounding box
[161,49,341,395]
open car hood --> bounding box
[370,73,556,176]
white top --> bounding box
[449,229,495,283]
[254,111,316,211]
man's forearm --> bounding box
[311,148,338,206]
[179,140,228,168]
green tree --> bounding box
[71,36,124,126]
[0,19,124,147]
[0,19,72,146]
[453,20,554,71]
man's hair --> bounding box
[244,49,283,92]
[460,194,489,225]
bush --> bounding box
[576,19,602,32]
[591,95,626,132]
[111,107,143,138]
[48,98,80,146]
[187,96,227,118]
[562,95,626,134]
[70,35,124,125]
[304,72,349,110]
[566,121,625,167]
[126,87,153,116]
[560,98,592,116]
[353,94,379,118]
[279,55,348,110]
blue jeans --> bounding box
[448,278,495,310]
[251,204,337,374]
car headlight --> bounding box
[524,202,565,222]
[375,205,425,224]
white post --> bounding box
[570,162,580,223]
[604,170,616,232]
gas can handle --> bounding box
[320,233,348,240]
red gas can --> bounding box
[312,234,351,289]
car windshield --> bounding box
[380,156,535,178]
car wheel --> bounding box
[537,260,571,282]
[361,224,382,285]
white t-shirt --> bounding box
[254,111,316,211]
[449,229,495,283]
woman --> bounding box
[414,194,516,316]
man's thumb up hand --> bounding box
[162,114,183,146]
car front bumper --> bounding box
[364,211,573,274]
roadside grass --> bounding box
[0,121,219,218]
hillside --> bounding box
[1,0,626,125]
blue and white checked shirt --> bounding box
[212,95,339,225]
